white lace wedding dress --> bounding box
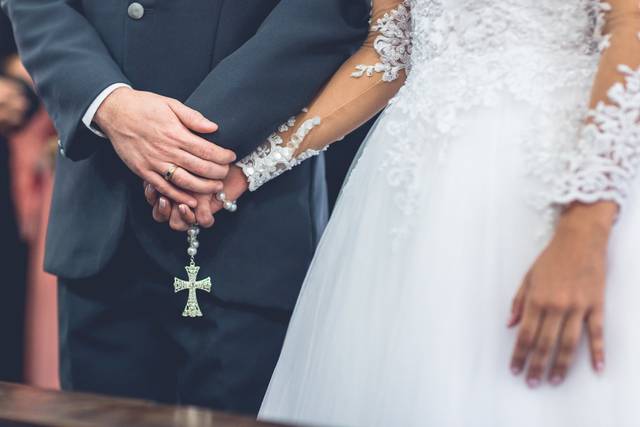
[250,1,640,426]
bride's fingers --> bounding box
[525,311,563,387]
[144,182,158,206]
[587,307,605,373]
[194,197,215,228]
[508,275,530,327]
[152,197,171,223]
[169,204,191,231]
[510,302,543,375]
[177,204,196,225]
[548,313,583,385]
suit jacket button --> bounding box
[128,2,145,20]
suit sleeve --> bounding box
[185,0,371,159]
[2,0,130,160]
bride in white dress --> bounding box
[211,0,640,425]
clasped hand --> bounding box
[94,86,247,231]
[143,165,248,231]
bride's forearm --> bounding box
[551,1,640,216]
[237,0,411,191]
[557,201,618,242]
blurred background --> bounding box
[2,10,59,389]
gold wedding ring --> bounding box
[164,164,178,182]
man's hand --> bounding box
[144,165,249,231]
[0,77,29,135]
[94,87,236,208]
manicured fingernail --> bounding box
[550,375,563,385]
[511,366,522,375]
[595,361,605,373]
[187,199,197,208]
[159,198,167,209]
[179,204,187,214]
[527,378,540,388]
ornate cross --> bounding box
[173,262,212,317]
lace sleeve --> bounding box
[237,0,411,191]
[552,0,640,209]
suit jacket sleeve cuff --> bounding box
[82,83,131,138]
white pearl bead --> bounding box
[187,247,197,257]
[191,241,200,249]
[216,192,226,202]
[229,204,237,213]
[224,200,233,210]
[187,228,197,237]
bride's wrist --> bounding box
[556,201,618,242]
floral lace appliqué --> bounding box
[377,0,607,246]
[552,65,640,209]
[238,116,322,191]
[352,1,412,82]
[238,1,412,191]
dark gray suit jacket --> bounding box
[3,0,369,309]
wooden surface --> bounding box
[0,382,293,427]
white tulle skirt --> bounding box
[258,84,640,426]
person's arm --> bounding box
[235,0,411,191]
[185,0,372,160]
[508,0,640,388]
[1,0,130,160]
[552,0,640,213]
[4,1,236,208]
[149,0,408,228]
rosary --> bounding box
[172,192,237,317]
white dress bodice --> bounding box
[380,0,607,231]
[404,0,603,116]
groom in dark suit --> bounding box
[3,0,369,414]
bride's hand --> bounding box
[509,202,617,388]
[210,165,249,214]
[143,184,215,231]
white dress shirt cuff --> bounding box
[82,83,131,138]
